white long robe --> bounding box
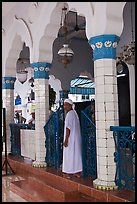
[62,110,82,174]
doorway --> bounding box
[117,61,131,126]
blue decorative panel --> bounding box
[2,77,16,89]
[44,106,64,169]
[81,106,97,178]
[88,34,120,61]
[70,87,75,94]
[69,87,95,95]
[110,126,135,191]
[31,62,51,79]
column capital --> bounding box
[88,34,120,61]
[31,62,52,79]
[2,77,16,89]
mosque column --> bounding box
[2,77,16,153]
[88,34,120,190]
[128,65,135,126]
[31,62,51,167]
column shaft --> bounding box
[2,77,16,153]
[89,34,120,190]
[31,62,51,167]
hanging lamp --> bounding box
[57,6,74,67]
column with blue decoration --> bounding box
[2,77,16,153]
[88,34,120,190]
[31,62,51,167]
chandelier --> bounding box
[117,2,135,65]
[16,58,29,83]
[57,6,74,67]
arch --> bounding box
[117,61,131,126]
[38,2,66,62]
[51,36,94,91]
[116,2,135,55]
[3,17,32,76]
[49,75,62,104]
[4,35,23,77]
[43,2,94,90]
[38,2,93,63]
[105,2,126,36]
[67,2,94,40]
[71,2,126,39]
[30,2,126,63]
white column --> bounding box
[94,59,119,190]
[2,77,16,153]
[33,78,49,167]
[89,34,120,190]
[31,62,51,167]
[128,65,135,126]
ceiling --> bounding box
[2,2,135,56]
[58,2,135,47]
[58,10,87,41]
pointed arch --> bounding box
[49,75,62,103]
[38,2,66,62]
[3,17,32,76]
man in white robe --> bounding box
[62,99,82,178]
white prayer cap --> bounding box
[64,98,73,105]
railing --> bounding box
[9,123,31,156]
[81,109,97,178]
[110,126,135,191]
[44,106,64,169]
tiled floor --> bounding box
[2,156,135,202]
[2,173,28,202]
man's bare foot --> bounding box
[62,173,71,179]
[73,172,81,178]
